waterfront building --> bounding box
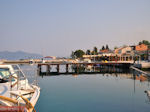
[82,45,140,62]
[133,44,149,60]
[148,50,150,61]
[114,46,132,54]
[135,44,148,51]
[82,53,138,62]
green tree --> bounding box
[86,49,91,55]
[93,47,98,53]
[106,44,109,50]
[139,40,150,48]
[93,47,98,55]
[101,46,105,50]
[114,46,118,50]
[74,50,85,58]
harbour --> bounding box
[18,62,150,112]
[25,64,150,112]
[1,50,150,112]
[1,1,150,112]
[1,61,150,112]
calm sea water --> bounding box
[21,65,150,112]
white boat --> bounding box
[0,64,40,112]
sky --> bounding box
[0,0,150,57]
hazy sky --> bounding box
[0,0,150,57]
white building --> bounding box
[115,46,132,54]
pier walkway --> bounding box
[130,66,150,77]
[37,61,132,75]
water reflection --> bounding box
[132,68,150,82]
[145,90,150,104]
[19,64,150,112]
[132,69,150,104]
[38,65,150,107]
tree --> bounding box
[74,50,85,58]
[139,40,150,48]
[70,51,75,59]
[93,47,98,55]
[139,42,142,45]
[101,46,105,50]
[86,49,91,55]
[106,44,109,50]
[114,46,118,50]
[93,47,97,53]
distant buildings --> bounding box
[100,49,110,53]
[83,43,149,62]
[99,49,113,56]
[44,56,56,60]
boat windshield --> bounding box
[0,68,10,79]
[0,68,12,83]
[12,65,25,79]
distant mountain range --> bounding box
[0,51,43,60]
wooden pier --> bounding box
[130,66,150,77]
[37,62,131,75]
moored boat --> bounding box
[0,64,40,112]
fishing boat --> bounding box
[0,64,40,112]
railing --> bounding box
[130,66,150,77]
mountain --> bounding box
[0,51,43,60]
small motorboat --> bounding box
[0,64,40,112]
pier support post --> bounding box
[92,64,95,72]
[37,65,41,75]
[77,64,79,73]
[57,64,59,73]
[66,64,69,73]
[46,65,50,75]
[75,64,79,74]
